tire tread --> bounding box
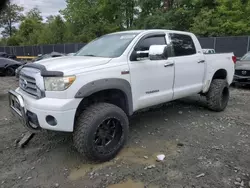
[73,102,128,162]
[206,79,229,112]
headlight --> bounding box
[44,76,76,91]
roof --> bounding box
[111,29,194,36]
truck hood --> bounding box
[35,56,112,73]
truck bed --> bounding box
[202,52,235,92]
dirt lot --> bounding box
[0,77,250,188]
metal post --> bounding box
[247,36,250,53]
[32,46,34,56]
[75,44,78,52]
[23,46,25,56]
[53,44,55,52]
[213,37,217,51]
[40,45,43,55]
[64,44,66,54]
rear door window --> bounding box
[169,33,196,57]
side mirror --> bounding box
[149,45,168,60]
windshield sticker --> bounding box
[120,35,136,39]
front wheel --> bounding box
[5,67,15,76]
[206,79,229,112]
[73,103,129,162]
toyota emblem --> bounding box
[242,71,247,75]
[20,78,28,89]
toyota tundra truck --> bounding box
[9,30,236,162]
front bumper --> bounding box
[9,88,81,132]
[233,75,250,84]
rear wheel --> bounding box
[5,67,15,76]
[206,79,229,112]
[73,103,129,162]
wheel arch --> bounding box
[202,69,228,93]
[212,69,227,80]
[75,78,133,116]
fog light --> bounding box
[46,115,57,126]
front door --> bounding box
[128,33,175,111]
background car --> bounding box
[0,58,24,76]
[67,53,76,56]
[233,51,250,85]
[32,52,64,62]
[202,49,216,54]
[0,52,17,59]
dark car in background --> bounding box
[32,52,64,62]
[233,52,250,85]
[0,52,17,60]
[15,52,65,78]
[0,58,24,76]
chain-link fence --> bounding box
[199,36,250,57]
[0,43,86,57]
[0,36,249,57]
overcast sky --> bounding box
[13,0,67,18]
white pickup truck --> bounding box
[9,30,235,162]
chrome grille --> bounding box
[235,70,250,76]
[19,73,38,98]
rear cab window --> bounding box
[169,33,196,57]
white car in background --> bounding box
[67,53,76,56]
[203,49,216,54]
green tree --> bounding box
[26,7,43,21]
[17,8,43,45]
[1,26,17,37]
[191,0,250,36]
[0,0,24,37]
[61,0,137,41]
[38,15,67,44]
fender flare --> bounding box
[75,78,133,115]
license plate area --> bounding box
[9,93,22,117]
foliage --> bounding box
[1,0,250,46]
[0,0,23,37]
[26,7,43,21]
[190,0,250,36]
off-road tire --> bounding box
[206,79,229,112]
[73,103,129,162]
[5,67,15,76]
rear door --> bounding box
[168,33,205,99]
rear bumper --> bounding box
[9,88,81,132]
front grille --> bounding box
[235,70,250,76]
[19,72,39,98]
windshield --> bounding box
[241,53,250,61]
[75,33,138,58]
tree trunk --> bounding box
[9,20,12,36]
[163,0,174,11]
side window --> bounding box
[169,33,196,57]
[136,35,166,51]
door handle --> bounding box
[164,63,174,67]
[198,60,205,64]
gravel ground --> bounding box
[0,77,250,188]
